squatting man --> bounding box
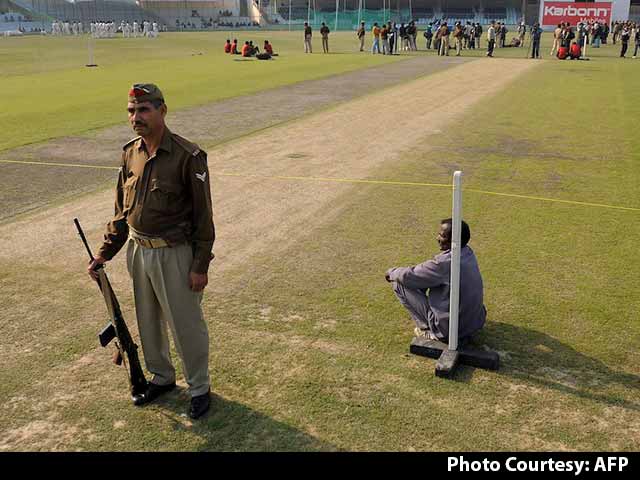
[87,83,215,420]
[386,219,486,342]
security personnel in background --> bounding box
[530,22,542,59]
[304,22,313,53]
[357,21,366,51]
[320,22,330,53]
[88,84,215,420]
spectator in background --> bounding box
[518,21,526,46]
[438,22,449,56]
[357,21,366,51]
[569,41,581,59]
[407,21,417,50]
[387,21,396,54]
[474,22,482,49]
[264,40,274,55]
[551,23,562,55]
[304,22,313,53]
[380,23,389,54]
[424,22,433,49]
[320,22,330,53]
[241,41,251,57]
[371,22,381,54]
[530,22,542,59]
[486,21,496,57]
[633,23,640,58]
[453,22,464,56]
[620,23,630,57]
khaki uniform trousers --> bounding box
[304,35,312,53]
[126,239,210,397]
[439,36,449,56]
[359,36,365,51]
[322,37,329,53]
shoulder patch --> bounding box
[172,133,203,156]
[122,136,141,151]
[122,136,141,150]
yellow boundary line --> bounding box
[1,159,638,213]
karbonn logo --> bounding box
[544,6,609,17]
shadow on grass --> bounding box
[475,322,640,411]
[154,390,338,451]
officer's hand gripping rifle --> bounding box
[74,218,148,399]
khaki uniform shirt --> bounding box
[98,127,215,274]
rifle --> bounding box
[74,218,148,399]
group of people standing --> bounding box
[119,20,161,38]
[613,21,640,58]
[364,20,418,54]
[50,20,83,36]
[424,21,483,54]
[551,21,640,59]
[302,21,333,53]
[304,18,640,60]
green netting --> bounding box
[284,8,416,30]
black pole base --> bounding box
[410,336,500,378]
[435,349,460,378]
[85,64,98,67]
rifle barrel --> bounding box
[74,218,95,261]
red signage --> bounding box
[540,2,612,27]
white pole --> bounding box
[335,0,339,31]
[357,0,361,26]
[583,30,587,59]
[289,0,292,31]
[308,0,311,23]
[448,171,462,352]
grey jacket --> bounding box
[387,246,486,339]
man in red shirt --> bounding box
[231,38,239,54]
[557,45,569,59]
[569,41,581,59]
[241,41,251,57]
[264,40,273,55]
[224,39,231,53]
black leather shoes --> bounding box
[133,382,176,406]
[188,389,211,419]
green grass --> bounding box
[0,31,403,151]
[1,33,639,451]
[193,50,639,450]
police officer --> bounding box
[320,22,330,53]
[304,22,313,53]
[88,84,215,419]
[357,21,366,51]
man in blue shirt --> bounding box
[386,219,486,341]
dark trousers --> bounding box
[487,39,495,56]
[635,43,640,56]
[621,41,628,57]
[531,39,540,58]
[389,36,395,53]
[425,37,432,49]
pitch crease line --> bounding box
[1,159,637,213]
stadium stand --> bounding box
[12,0,165,26]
